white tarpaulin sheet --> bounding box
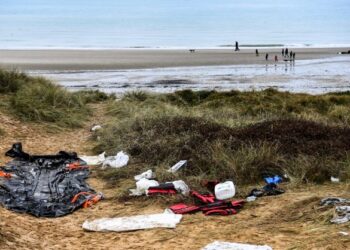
[82,213,182,232]
[202,241,273,250]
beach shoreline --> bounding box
[0,47,348,71]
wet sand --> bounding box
[0,47,347,70]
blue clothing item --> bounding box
[264,175,282,184]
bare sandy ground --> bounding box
[0,47,347,70]
[1,105,350,250]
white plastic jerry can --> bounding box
[214,181,235,200]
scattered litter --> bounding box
[215,181,235,200]
[330,176,340,183]
[167,160,187,173]
[134,169,155,181]
[129,179,159,196]
[102,151,129,169]
[320,197,350,224]
[169,190,244,216]
[248,183,284,198]
[339,231,349,236]
[79,152,106,166]
[246,196,257,202]
[0,143,102,217]
[91,124,102,132]
[320,197,350,206]
[264,175,282,185]
[331,212,350,224]
[172,180,190,196]
[331,206,350,224]
[202,241,273,250]
[82,213,182,232]
[147,180,190,196]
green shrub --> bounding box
[0,70,29,93]
[76,90,115,103]
[9,77,90,127]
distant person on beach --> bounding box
[235,41,239,51]
[274,55,278,62]
[265,53,269,61]
[282,48,285,57]
[256,49,259,56]
[285,48,289,57]
[290,51,293,58]
[293,52,296,60]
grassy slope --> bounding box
[0,69,113,128]
[95,90,350,189]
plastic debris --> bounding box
[91,125,102,132]
[215,181,236,200]
[167,160,187,173]
[82,213,182,232]
[202,241,273,250]
[339,231,349,236]
[134,169,155,181]
[102,151,129,169]
[79,152,106,166]
[246,196,257,202]
[331,176,340,183]
[129,179,159,196]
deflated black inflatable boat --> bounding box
[0,143,102,217]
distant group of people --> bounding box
[262,48,296,63]
[282,48,296,60]
[231,41,299,65]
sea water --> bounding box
[1,0,350,49]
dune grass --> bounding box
[0,69,113,128]
[94,89,350,189]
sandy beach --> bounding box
[0,47,347,71]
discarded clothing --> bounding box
[320,197,350,206]
[248,183,285,198]
[202,241,273,250]
[331,206,350,224]
[320,197,350,224]
[169,190,244,216]
[0,143,102,217]
[167,160,187,173]
[264,175,282,185]
[147,180,190,196]
[79,152,106,166]
[134,169,155,181]
[82,213,182,232]
[102,151,129,169]
[129,179,159,196]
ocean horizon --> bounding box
[1,0,350,49]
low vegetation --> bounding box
[0,69,113,128]
[95,90,350,189]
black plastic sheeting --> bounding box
[0,143,102,217]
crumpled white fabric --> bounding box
[172,180,190,196]
[79,152,106,166]
[134,169,155,181]
[331,206,350,224]
[202,241,273,250]
[102,151,129,169]
[82,213,182,232]
[129,179,159,196]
